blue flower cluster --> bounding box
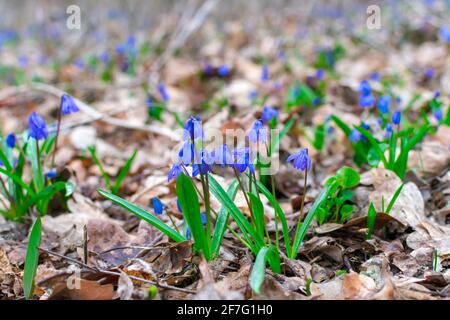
[358,80,374,108]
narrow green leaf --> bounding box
[98,189,186,243]
[176,173,210,259]
[112,150,138,194]
[385,183,404,215]
[208,174,264,252]
[366,203,376,240]
[211,180,239,257]
[23,217,41,299]
[250,245,280,294]
[88,146,112,191]
[248,193,265,239]
[291,184,333,258]
[254,179,292,257]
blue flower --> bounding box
[248,119,268,143]
[434,108,443,121]
[358,80,372,96]
[192,149,212,177]
[392,110,401,125]
[377,96,390,114]
[45,170,57,179]
[218,64,229,77]
[74,58,84,69]
[439,26,450,43]
[261,64,269,81]
[179,141,195,165]
[313,97,321,106]
[183,116,204,141]
[249,90,258,101]
[424,68,434,78]
[99,52,109,64]
[18,55,28,68]
[152,197,164,215]
[385,123,393,138]
[370,72,380,81]
[434,91,441,98]
[6,133,15,149]
[286,148,312,171]
[316,69,325,79]
[359,93,375,108]
[200,212,207,225]
[211,144,232,167]
[168,163,182,182]
[116,44,126,55]
[177,199,182,212]
[158,83,170,102]
[233,148,255,174]
[61,94,79,115]
[350,129,362,143]
[186,228,191,239]
[204,63,213,76]
[28,112,48,140]
[261,106,279,123]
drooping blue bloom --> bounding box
[168,163,182,182]
[6,133,15,148]
[158,83,170,102]
[179,141,195,165]
[18,55,28,68]
[211,144,232,167]
[45,170,57,179]
[60,94,79,115]
[313,97,321,106]
[233,148,255,174]
[370,72,380,81]
[217,64,229,77]
[74,58,84,69]
[204,63,213,76]
[434,91,441,98]
[248,119,268,143]
[359,93,375,108]
[385,123,393,138]
[183,116,203,141]
[358,80,372,96]
[152,197,164,215]
[200,212,207,225]
[186,228,191,239]
[377,96,390,114]
[192,149,212,177]
[28,112,48,140]
[286,148,312,171]
[434,108,443,121]
[115,44,126,55]
[424,68,434,78]
[99,52,110,64]
[392,110,401,125]
[261,106,279,123]
[261,64,269,82]
[439,26,450,43]
[350,129,362,143]
[316,69,325,79]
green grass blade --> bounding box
[366,202,376,240]
[248,193,265,239]
[250,245,280,294]
[88,146,112,191]
[23,217,41,299]
[208,174,263,252]
[98,189,186,243]
[385,183,404,214]
[176,173,210,260]
[211,179,239,257]
[254,179,292,257]
[112,150,138,194]
[0,167,35,196]
[291,184,333,258]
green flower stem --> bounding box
[293,170,308,250]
